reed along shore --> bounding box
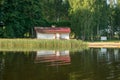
[0,39,88,51]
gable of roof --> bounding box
[34,27,71,33]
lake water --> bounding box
[0,48,120,80]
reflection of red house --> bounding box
[34,50,71,66]
[34,27,71,39]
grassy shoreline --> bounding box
[1,39,120,51]
[0,39,88,51]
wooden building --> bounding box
[34,27,71,39]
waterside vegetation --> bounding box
[0,39,88,51]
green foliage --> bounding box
[114,1,120,28]
[68,0,119,40]
[1,0,49,38]
[50,20,71,27]
[111,1,120,39]
[40,0,70,22]
[0,0,70,38]
[69,0,96,40]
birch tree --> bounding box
[69,0,95,40]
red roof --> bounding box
[34,27,71,33]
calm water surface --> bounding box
[0,48,120,80]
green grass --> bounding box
[0,39,88,51]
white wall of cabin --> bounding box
[37,33,55,39]
[60,33,69,39]
[36,33,70,39]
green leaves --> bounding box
[69,0,118,40]
[69,0,95,40]
[1,0,48,38]
[40,0,70,22]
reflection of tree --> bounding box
[0,49,120,80]
[0,52,4,80]
[70,50,100,80]
[0,51,70,80]
[0,51,36,80]
[69,48,120,80]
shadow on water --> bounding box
[0,48,120,80]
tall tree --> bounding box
[69,0,96,40]
[0,0,5,37]
[94,0,108,38]
[1,0,48,38]
[0,0,4,20]
[40,0,70,22]
[69,0,110,40]
[113,0,120,38]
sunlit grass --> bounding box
[0,39,88,51]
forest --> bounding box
[0,0,120,41]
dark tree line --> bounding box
[0,0,49,38]
[0,0,120,40]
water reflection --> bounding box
[69,48,120,80]
[97,48,120,63]
[35,50,71,66]
[0,49,120,80]
[0,54,4,80]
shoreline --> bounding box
[1,39,120,50]
[88,42,120,48]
